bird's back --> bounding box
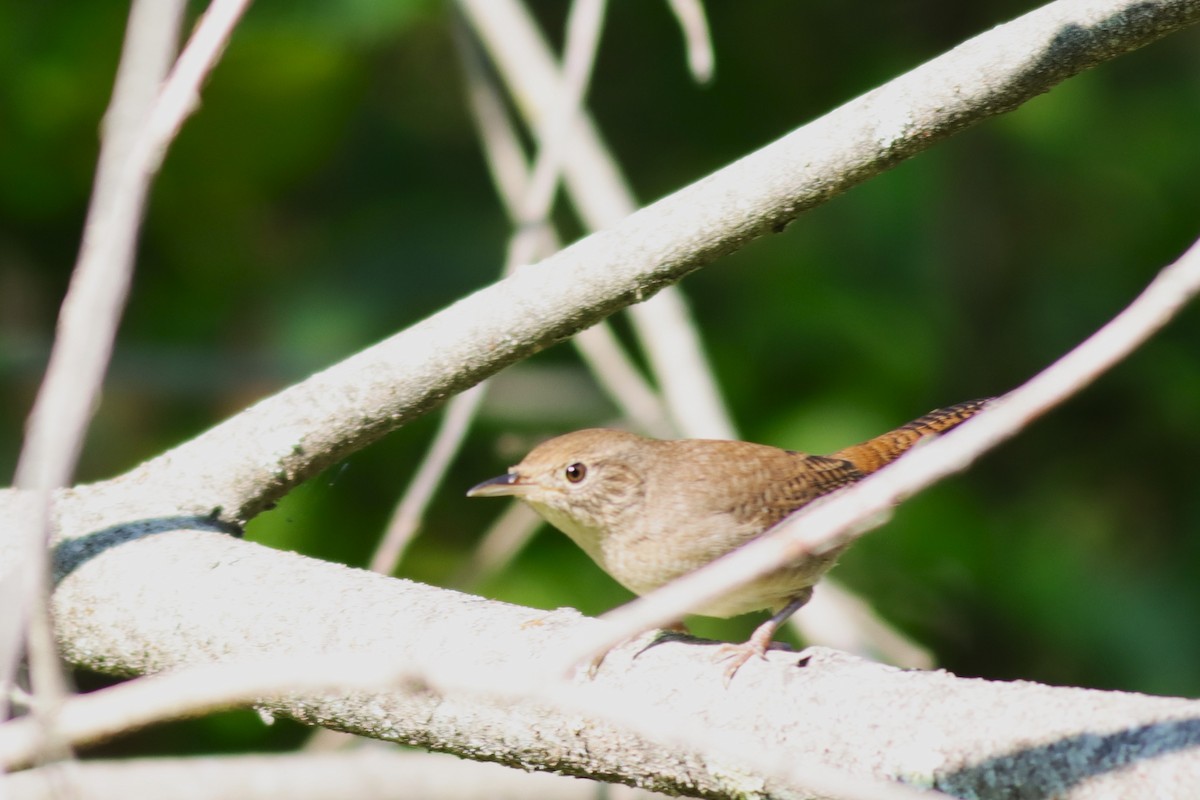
[598,399,991,615]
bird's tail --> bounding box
[832,398,992,475]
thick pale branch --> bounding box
[2,751,671,800]
[9,525,1198,798]
[77,0,1200,530]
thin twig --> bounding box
[513,0,608,237]
[369,385,488,575]
[13,3,251,493]
[457,2,671,435]
[398,2,674,593]
[665,0,715,83]
[451,500,543,588]
[795,580,934,670]
[459,0,737,441]
[0,656,429,769]
[5,0,248,765]
[370,0,616,576]
[560,232,1200,671]
[2,0,190,746]
[7,0,251,661]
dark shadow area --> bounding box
[939,718,1200,798]
[52,514,243,582]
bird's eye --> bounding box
[564,462,588,483]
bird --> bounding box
[468,398,989,680]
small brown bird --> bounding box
[469,399,989,680]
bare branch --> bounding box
[665,0,715,84]
[461,0,736,440]
[13,0,249,492]
[370,384,488,575]
[14,520,1200,798]
[92,0,1200,536]
[513,0,608,233]
[793,580,935,670]
[454,0,672,434]
[564,232,1200,671]
[0,632,946,800]
[4,2,1200,796]
[2,0,188,742]
[4,0,249,697]
[2,751,673,800]
[369,0,621,576]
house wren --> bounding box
[468,399,988,679]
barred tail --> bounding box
[832,398,992,475]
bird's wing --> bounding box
[727,453,864,531]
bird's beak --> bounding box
[466,472,528,498]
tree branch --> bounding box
[76,0,1199,531]
[15,227,1197,796]
[4,1,1200,797]
[561,232,1200,669]
[2,751,673,800]
[3,525,1193,798]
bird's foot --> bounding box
[715,594,810,684]
[714,631,794,685]
[715,641,762,684]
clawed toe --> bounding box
[714,639,794,684]
[714,641,765,684]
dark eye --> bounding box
[564,462,587,483]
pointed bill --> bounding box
[466,472,528,498]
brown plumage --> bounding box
[469,398,990,679]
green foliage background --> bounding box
[2,0,1199,756]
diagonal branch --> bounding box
[459,0,735,441]
[82,0,1200,535]
[561,230,1200,671]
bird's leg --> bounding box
[715,589,812,684]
